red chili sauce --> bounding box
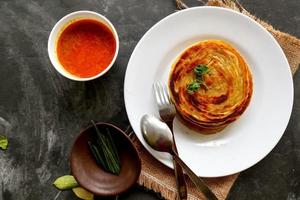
[57,19,116,78]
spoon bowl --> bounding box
[140,114,218,200]
[140,115,173,153]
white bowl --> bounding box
[48,11,119,81]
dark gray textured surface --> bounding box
[0,0,299,199]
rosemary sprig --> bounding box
[106,128,120,163]
[88,141,108,171]
[88,121,121,175]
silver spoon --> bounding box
[140,114,218,200]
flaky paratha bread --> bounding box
[169,40,253,134]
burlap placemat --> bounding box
[133,0,300,199]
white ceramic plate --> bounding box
[124,7,293,177]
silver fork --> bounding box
[153,82,187,200]
[154,82,218,200]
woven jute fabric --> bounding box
[134,136,239,200]
[205,0,300,74]
[134,1,300,199]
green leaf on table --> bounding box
[53,175,78,190]
[72,187,94,200]
[0,135,8,150]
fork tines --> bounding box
[153,82,171,106]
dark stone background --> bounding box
[0,0,299,199]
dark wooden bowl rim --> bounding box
[70,122,141,196]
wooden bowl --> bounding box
[70,122,141,196]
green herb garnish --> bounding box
[187,81,201,93]
[187,64,210,93]
[0,135,8,150]
[194,64,209,76]
[88,121,121,175]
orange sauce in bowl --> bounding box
[57,19,116,78]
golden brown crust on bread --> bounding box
[169,40,253,134]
